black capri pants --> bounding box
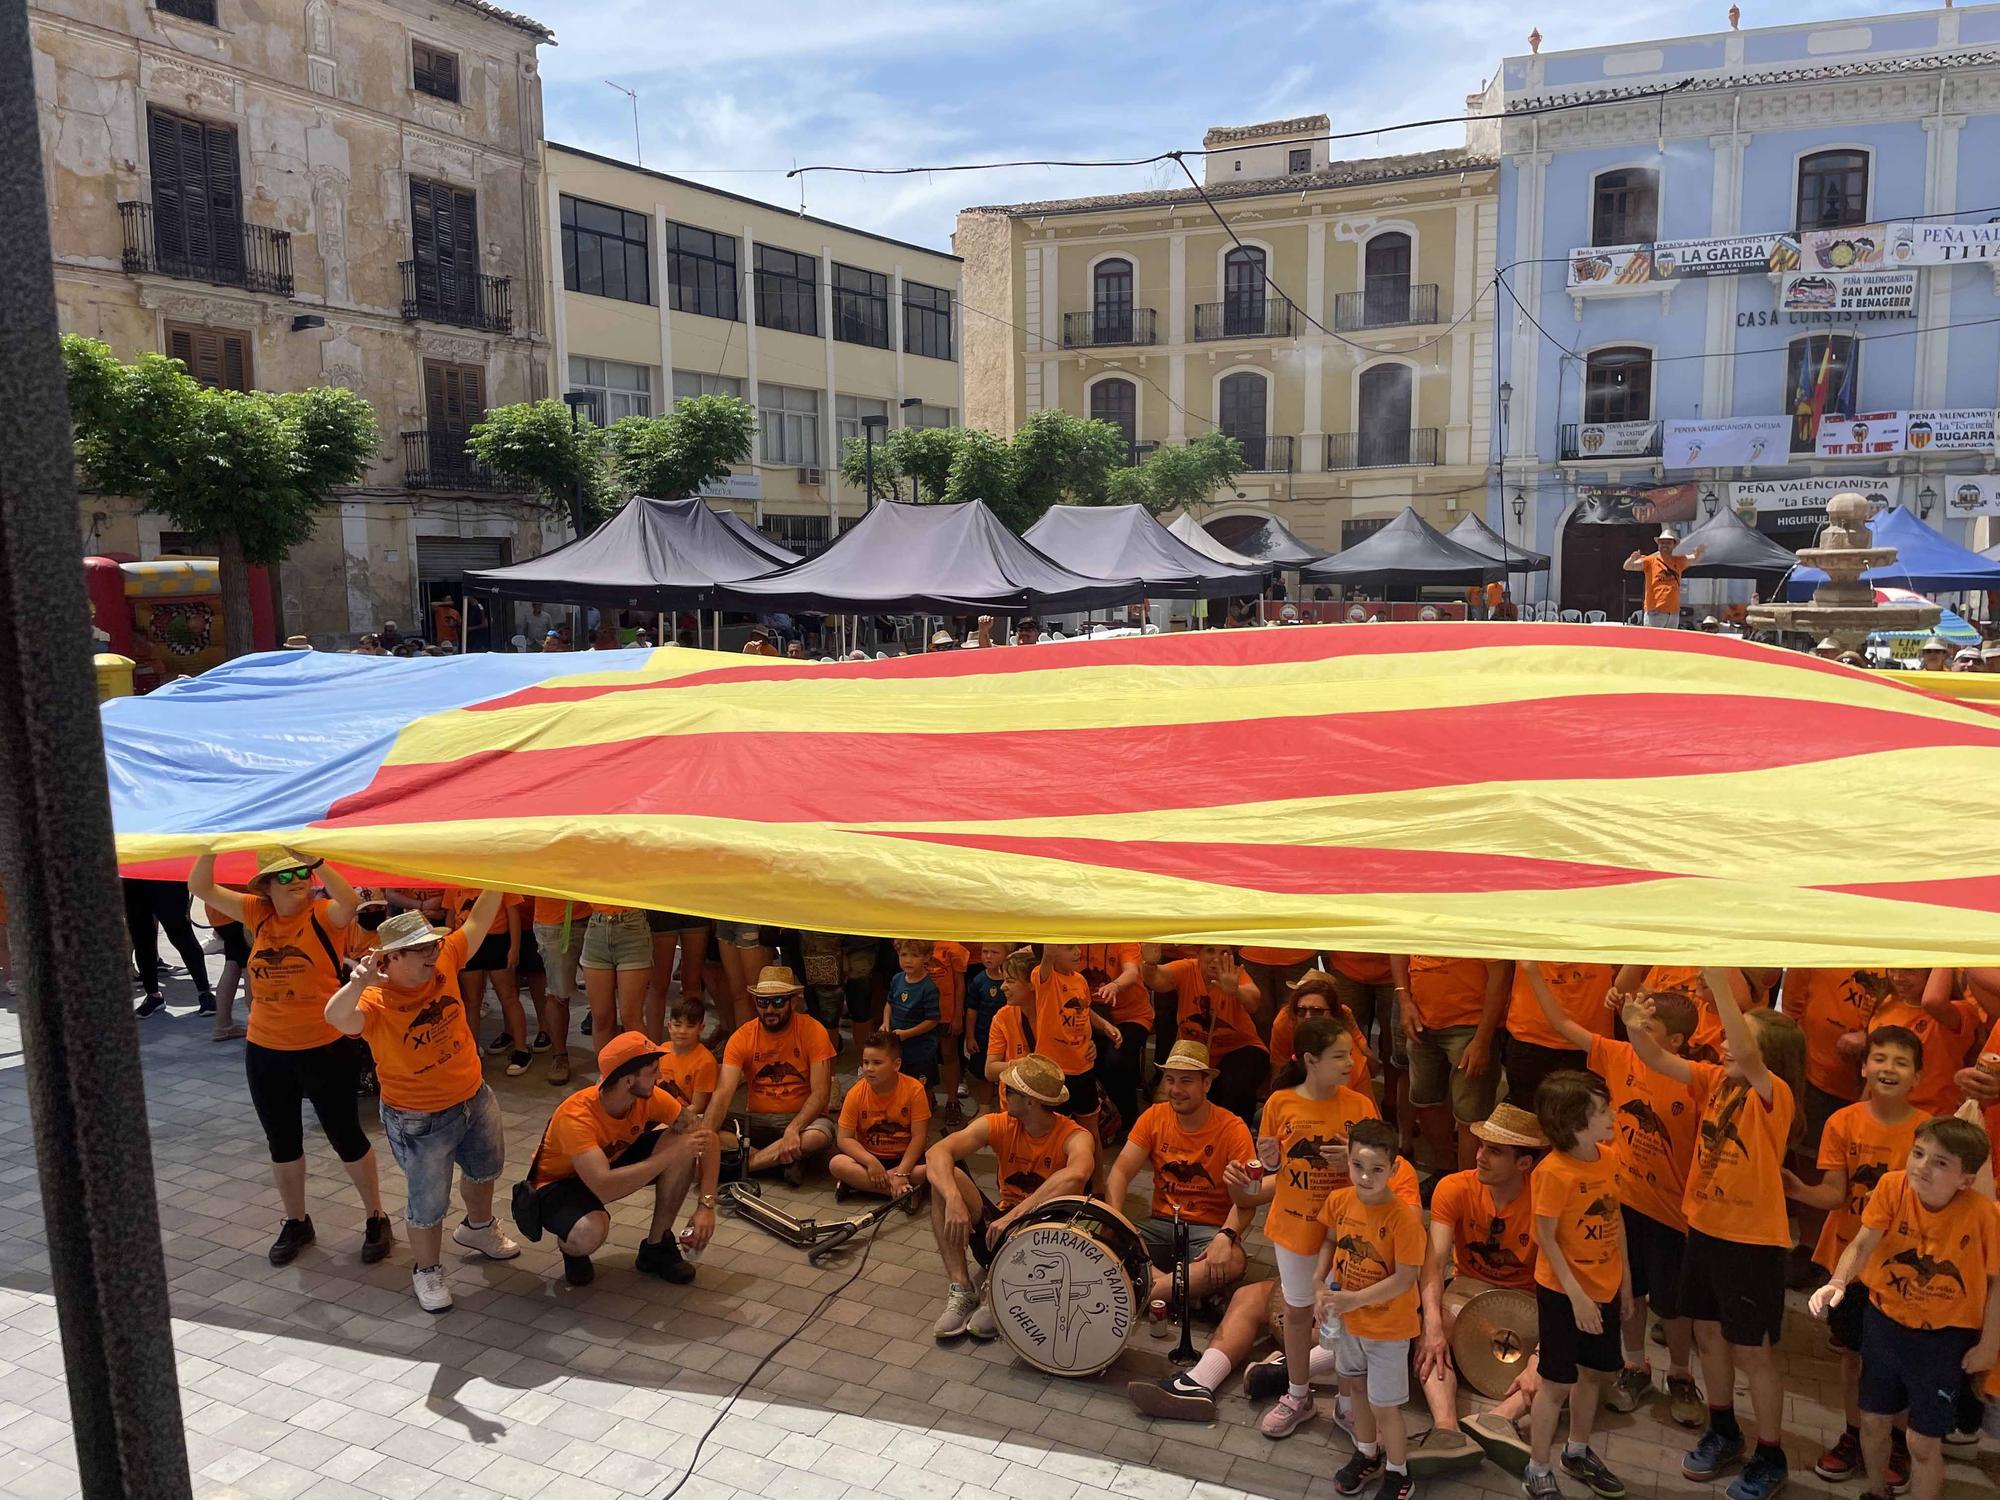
[245,1038,373,1164]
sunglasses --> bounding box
[752,995,793,1008]
[393,943,442,961]
[269,868,313,885]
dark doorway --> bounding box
[1559,512,1652,618]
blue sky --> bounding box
[536,0,1940,252]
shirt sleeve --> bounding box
[722,1026,751,1073]
[692,1051,719,1092]
[919,981,941,1022]
[838,1082,863,1135]
[1816,1110,1850,1173]
[1128,1106,1160,1154]
[1223,1116,1255,1167]
[909,1082,932,1123]
[1431,1172,1466,1228]
[652,1091,684,1130]
[1392,1204,1426,1269]
[1531,1161,1565,1221]
[545,1108,596,1165]
[1315,1190,1343,1231]
[1861,1173,1904,1233]
[806,1020,837,1066]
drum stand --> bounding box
[1169,1209,1196,1367]
[721,1180,920,1265]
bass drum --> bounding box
[1443,1277,1539,1398]
[986,1195,1151,1376]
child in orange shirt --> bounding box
[1870,968,1977,1118]
[659,999,721,1113]
[1525,1070,1627,1500]
[830,1034,931,1201]
[1809,1117,2000,1500]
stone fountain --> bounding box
[1744,490,1939,649]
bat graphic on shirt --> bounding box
[1582,1196,1617,1221]
[1286,1136,1332,1163]
[1002,1170,1048,1197]
[1334,1234,1387,1275]
[254,944,315,967]
[753,1060,809,1088]
[406,995,458,1034]
[1617,1098,1672,1147]
[1156,1158,1216,1189]
[1886,1250,1967,1296]
[1698,1086,1751,1163]
[1849,1161,1889,1193]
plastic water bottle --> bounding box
[1318,1282,1342,1351]
[678,1227,703,1266]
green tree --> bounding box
[60,335,376,658]
[1135,431,1244,513]
[605,394,756,499]
[1101,465,1155,509]
[942,429,1019,521]
[837,431,903,502]
[1009,409,1131,523]
[464,399,616,532]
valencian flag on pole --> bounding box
[106,627,2000,966]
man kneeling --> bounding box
[527,1031,717,1286]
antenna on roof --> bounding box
[604,81,641,165]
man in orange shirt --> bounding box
[708,966,837,1184]
[1390,954,1509,1170]
[1622,528,1705,629]
[326,901,521,1314]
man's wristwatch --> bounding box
[1217,1227,1241,1246]
[698,1194,718,1209]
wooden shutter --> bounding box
[423,360,485,429]
[204,118,243,278]
[148,110,188,264]
[147,108,240,278]
[166,323,252,391]
[413,43,460,102]
[409,179,480,313]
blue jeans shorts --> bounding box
[379,1083,506,1228]
[580,909,652,971]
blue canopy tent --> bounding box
[1782,505,2000,599]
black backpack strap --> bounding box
[307,910,353,981]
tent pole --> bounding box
[459,592,470,654]
[655,611,664,646]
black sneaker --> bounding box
[1335,1450,1386,1496]
[356,1067,378,1098]
[635,1236,694,1284]
[134,993,165,1019]
[196,993,217,1015]
[269,1217,315,1266]
[562,1252,594,1286]
[530,1031,552,1053]
[834,1181,855,1203]
[1125,1373,1216,1422]
[361,1213,392,1265]
[1562,1446,1627,1499]
[580,1013,593,1037]
[484,1031,515,1057]
[1243,1352,1290,1402]
[1374,1469,1415,1500]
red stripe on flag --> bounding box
[1817,875,2000,917]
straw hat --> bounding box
[1657,526,1678,541]
[748,965,805,996]
[1287,968,1339,997]
[375,910,448,954]
[251,847,319,883]
[1159,1040,1217,1075]
[1000,1053,1069,1106]
[1920,636,1952,653]
[1469,1103,1548,1150]
[284,634,311,649]
[930,629,955,647]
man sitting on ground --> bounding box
[924,1054,1096,1341]
[707,966,836,1183]
[830,1033,931,1202]
[524,1031,717,1286]
[1106,1041,1254,1308]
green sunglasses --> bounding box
[269,868,314,885]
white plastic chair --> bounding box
[1585,609,1608,624]
[510,632,529,653]
[1558,608,1584,624]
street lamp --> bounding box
[861,413,889,511]
[1920,483,1937,521]
[560,389,595,539]
[1498,381,1513,463]
[1510,489,1526,527]
[1702,489,1719,519]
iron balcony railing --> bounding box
[1227,434,1295,473]
[1326,428,1442,470]
[118,200,293,297]
[1559,422,1665,461]
[1193,299,1298,340]
[1061,308,1158,348]
[399,260,513,334]
[401,428,532,493]
[1332,282,1441,331]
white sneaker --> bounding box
[965,1301,998,1340]
[412,1264,452,1313]
[452,1218,521,1260]
[933,1282,979,1339]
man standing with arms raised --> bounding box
[1623,528,1705,629]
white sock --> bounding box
[1306,1345,1341,1380]
[1359,1440,1381,1458]
[1189,1349,1233,1389]
[1386,1462,1407,1475]
[1564,1440,1588,1458]
[1288,1381,1311,1402]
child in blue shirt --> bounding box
[885,939,942,1090]
[963,942,1013,1114]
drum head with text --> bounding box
[987,1219,1140,1376]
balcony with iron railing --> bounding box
[1559,422,1664,462]
[399,260,513,334]
[1331,282,1441,332]
[402,428,533,493]
[118,201,293,297]
[1062,308,1157,349]
[1193,299,1298,341]
[1326,428,1441,470]
[1228,434,1295,473]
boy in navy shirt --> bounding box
[886,940,943,1096]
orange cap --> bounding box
[597,1030,665,1080]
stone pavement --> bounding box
[0,949,1993,1500]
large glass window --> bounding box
[1591,169,1658,246]
[671,370,744,403]
[666,223,738,320]
[1089,378,1137,449]
[1219,370,1268,468]
[758,383,820,465]
[906,403,954,429]
[568,356,652,423]
[1796,150,1870,232]
[1582,346,1652,425]
[1787,334,1858,453]
[1357,363,1414,466]
[832,264,890,349]
[1362,233,1412,326]
[904,280,953,360]
[755,245,819,336]
[1223,246,1267,336]
[561,195,650,305]
[1092,258,1134,344]
[835,393,889,449]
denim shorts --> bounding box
[720,921,768,950]
[1407,1022,1501,1123]
[579,909,652,972]
[379,1083,505,1228]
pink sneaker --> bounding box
[1259,1390,1317,1439]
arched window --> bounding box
[1797,151,1869,232]
[1591,169,1658,246]
[1089,377,1137,451]
[1218,370,1269,470]
[1358,363,1413,466]
[1583,347,1653,426]
[1786,334,1858,453]
[1362,233,1412,327]
[1222,246,1267,337]
[1092,258,1134,345]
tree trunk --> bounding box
[217,529,256,658]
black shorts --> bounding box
[1503,1038,1587,1106]
[468,930,513,971]
[1800,1083,1854,1161]
[1678,1227,1786,1347]
[244,1037,371,1165]
[1622,1205,1686,1319]
[1535,1281,1621,1386]
[1829,1282,1868,1353]
[1055,1070,1100,1118]
[216,920,251,966]
[646,909,707,933]
[1860,1302,1979,1438]
[533,1128,663,1243]
[516,924,543,977]
[971,1188,1003,1270]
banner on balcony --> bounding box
[1567,232,1801,290]
[1810,410,1996,458]
[1800,224,1890,273]
[1573,482,1697,525]
[1907,410,1998,454]
[1887,220,2000,265]
[1663,417,1790,469]
[1942,477,2000,518]
[1780,269,1917,315]
[1731,475,1897,514]
[1815,412,1907,459]
[1575,421,1659,457]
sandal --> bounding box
[210,1024,247,1042]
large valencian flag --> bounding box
[105,624,2000,965]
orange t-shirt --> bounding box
[722,1014,836,1115]
[1083,943,1151,1026]
[1641,552,1689,614]
[1974,1018,2000,1149]
[659,1044,719,1106]
[1431,1169,1537,1290]
[1032,963,1095,1076]
[1485,581,1506,609]
[839,1073,932,1163]
[989,1110,1087,1210]
[1860,1171,2000,1331]
[1260,1086,1379,1255]
[1786,968,1881,1101]
[1318,1188,1425,1340]
[1588,1035,1700,1232]
[531,1083,682,1187]
[355,928,483,1113]
[1127,1101,1255,1226]
[1405,956,1492,1030]
[1240,947,1316,966]
[1813,1101,1921,1273]
[1330,953,1393,986]
[1506,964,1616,1050]
[1641,966,1761,1057]
[445,887,519,936]
[1683,1061,1795,1247]
[1532,1146,1624,1305]
[1269,1003,1372,1094]
[1161,959,1265,1060]
[530,896,592,927]
[240,894,349,1051]
[928,942,970,1028]
[1873,997,1977,1116]
[987,1007,1032,1072]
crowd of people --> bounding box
[123,850,2000,1500]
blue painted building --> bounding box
[1490,6,2000,615]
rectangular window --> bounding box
[560,194,651,305]
[1341,518,1388,549]
[671,370,744,403]
[755,245,819,336]
[411,41,460,103]
[1796,151,1870,233]
[666,223,739,320]
[156,0,218,22]
[903,280,954,361]
[831,263,890,349]
[758,383,820,465]
[165,322,251,391]
[408,176,479,317]
[1787,335,1858,453]
[422,359,486,430]
[764,513,829,549]
[1288,148,1310,174]
[568,356,653,423]
[146,106,242,279]
[835,393,889,450]
[906,403,955,429]
[1591,169,1658,247]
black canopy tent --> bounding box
[1677,503,1799,580]
[711,504,803,567]
[718,499,1145,615]
[1201,512,1329,567]
[1023,504,1271,597]
[1302,506,1505,588]
[1446,512,1550,572]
